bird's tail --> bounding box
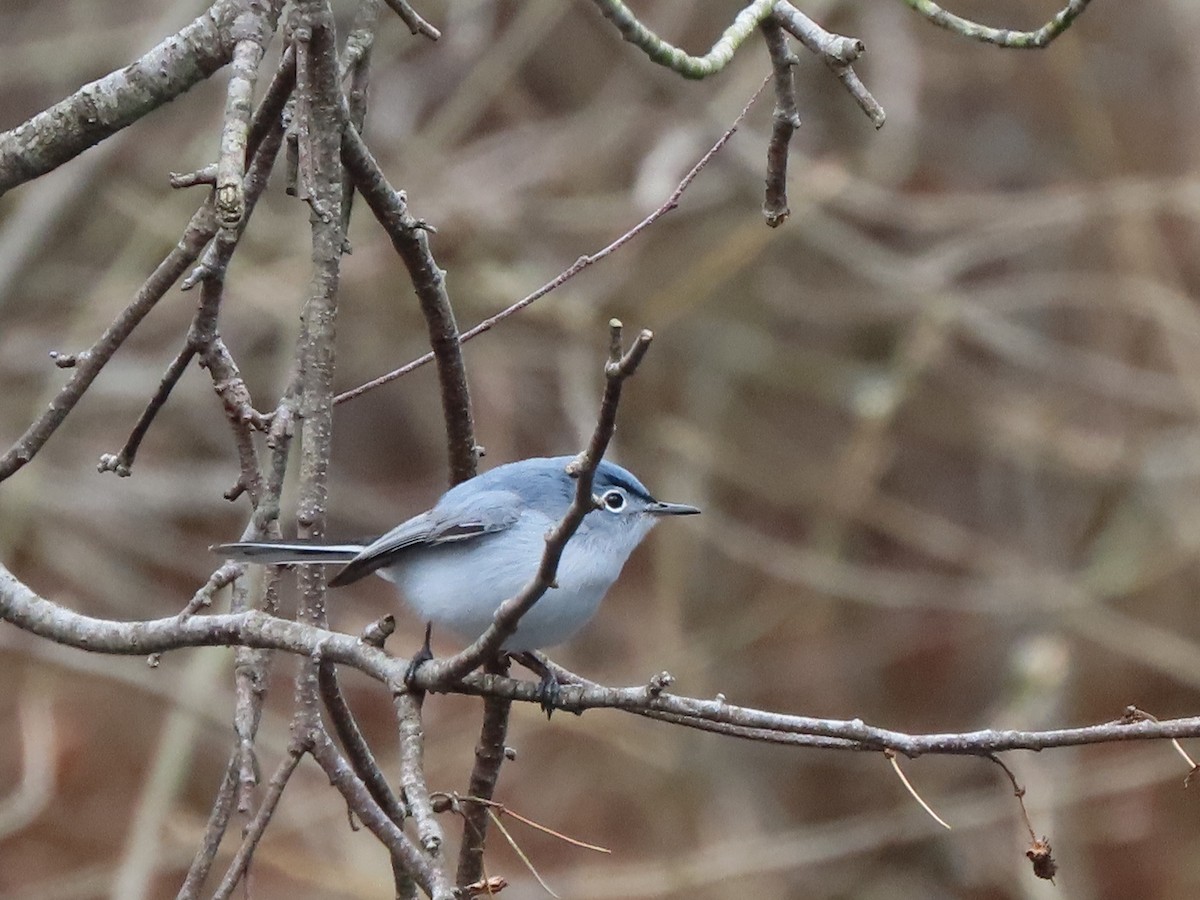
[212,541,365,565]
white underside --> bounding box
[379,520,642,651]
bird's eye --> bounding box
[602,490,626,511]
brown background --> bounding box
[2,1,1199,898]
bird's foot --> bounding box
[533,667,560,720]
[403,623,434,691]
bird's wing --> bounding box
[328,489,521,586]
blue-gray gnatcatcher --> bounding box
[213,456,699,651]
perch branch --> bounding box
[9,565,1200,758]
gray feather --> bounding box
[212,542,365,565]
[329,489,523,586]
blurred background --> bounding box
[2,0,1199,897]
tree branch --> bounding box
[216,1,285,230]
[901,0,1093,48]
[340,114,479,484]
[0,0,240,196]
[6,563,1200,758]
[591,0,775,79]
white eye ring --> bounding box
[602,489,626,512]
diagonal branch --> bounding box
[333,79,766,406]
[381,0,441,40]
[340,119,478,484]
[0,202,217,482]
[0,0,240,196]
[0,45,297,485]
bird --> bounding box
[213,456,699,653]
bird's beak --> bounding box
[644,500,701,516]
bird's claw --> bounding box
[404,622,434,690]
[533,668,560,719]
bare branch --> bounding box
[216,2,285,231]
[902,0,1093,48]
[340,119,479,484]
[210,739,305,900]
[96,343,197,478]
[290,0,345,723]
[309,731,448,898]
[184,45,298,286]
[318,662,408,825]
[760,15,800,227]
[395,692,446,859]
[591,0,775,79]
[381,0,441,41]
[0,202,217,482]
[771,3,885,128]
[9,564,1200,759]
[176,748,240,899]
[0,0,240,195]
[455,656,512,888]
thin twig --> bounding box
[901,0,1093,48]
[486,808,560,898]
[97,343,197,477]
[318,661,408,825]
[772,3,884,128]
[886,749,951,830]
[209,739,306,900]
[381,0,441,40]
[334,78,768,407]
[309,731,448,898]
[760,15,800,227]
[591,0,775,79]
[988,754,1057,881]
[176,748,240,899]
[180,563,244,621]
[1122,706,1200,785]
[438,794,611,854]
